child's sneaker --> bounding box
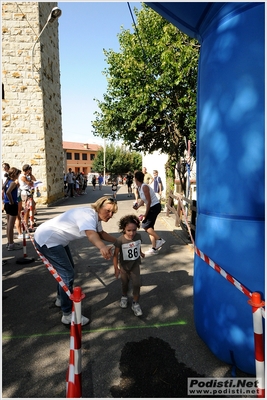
[132,302,143,317]
[120,296,128,308]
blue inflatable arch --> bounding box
[147,2,265,374]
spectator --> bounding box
[2,163,10,212]
[126,172,133,197]
[92,175,96,190]
[15,173,29,239]
[151,170,163,200]
[98,173,104,190]
[81,173,87,194]
[118,175,122,185]
[66,168,74,197]
[3,167,22,251]
[142,167,153,185]
[19,164,36,231]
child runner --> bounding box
[111,179,118,199]
[113,214,145,316]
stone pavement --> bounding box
[2,184,248,398]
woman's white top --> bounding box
[19,174,31,193]
[138,184,159,207]
[34,207,102,248]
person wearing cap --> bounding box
[34,197,118,326]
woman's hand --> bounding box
[114,266,120,279]
[99,245,113,260]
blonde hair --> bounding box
[91,196,118,213]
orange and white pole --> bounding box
[248,292,265,398]
[29,198,34,229]
[66,287,85,398]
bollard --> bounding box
[16,210,35,264]
[248,292,265,398]
[28,197,34,231]
[66,287,85,398]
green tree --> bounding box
[92,143,142,175]
[92,4,199,163]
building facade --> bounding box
[63,141,101,174]
[2,2,63,205]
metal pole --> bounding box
[103,139,106,185]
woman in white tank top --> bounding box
[133,171,166,255]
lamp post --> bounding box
[31,7,62,79]
[103,139,106,185]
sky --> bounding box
[58,1,142,145]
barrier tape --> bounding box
[178,195,264,308]
[194,246,252,298]
[21,217,71,297]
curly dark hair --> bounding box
[118,214,140,232]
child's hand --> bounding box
[141,251,145,258]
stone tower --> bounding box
[2,2,64,205]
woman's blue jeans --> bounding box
[34,240,74,314]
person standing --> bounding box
[142,167,153,185]
[92,175,96,190]
[133,170,166,255]
[2,163,10,213]
[34,197,118,326]
[19,164,36,231]
[66,168,75,197]
[151,170,163,200]
[126,172,133,197]
[3,167,22,251]
[113,214,145,316]
[98,173,104,190]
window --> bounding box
[66,152,72,160]
[74,153,80,160]
[90,154,95,161]
[82,153,87,160]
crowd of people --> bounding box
[64,168,88,197]
[4,162,165,322]
[2,162,39,251]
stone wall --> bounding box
[2,2,64,205]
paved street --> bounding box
[2,183,249,398]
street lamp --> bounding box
[103,139,106,185]
[31,7,62,79]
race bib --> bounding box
[121,240,141,261]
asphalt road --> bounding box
[2,184,251,398]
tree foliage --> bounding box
[92,4,200,161]
[92,143,142,175]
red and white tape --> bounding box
[21,218,71,297]
[194,246,252,298]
